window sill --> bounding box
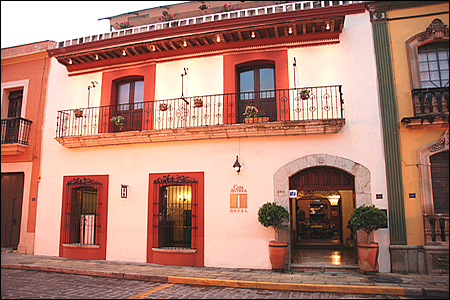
[62,243,100,249]
[152,247,197,254]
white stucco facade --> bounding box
[35,11,391,272]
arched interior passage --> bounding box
[289,167,357,266]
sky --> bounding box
[1,1,187,49]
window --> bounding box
[418,131,449,215]
[60,175,108,260]
[112,77,144,131]
[62,178,102,245]
[430,150,449,214]
[148,172,204,267]
[153,175,197,249]
[237,62,276,122]
[418,42,449,88]
[406,19,449,89]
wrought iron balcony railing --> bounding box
[1,117,33,145]
[56,86,343,138]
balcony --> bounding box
[55,86,345,148]
[401,87,449,128]
[423,214,449,245]
[1,117,32,155]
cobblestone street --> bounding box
[1,269,423,299]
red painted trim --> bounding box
[99,64,156,133]
[147,172,204,267]
[59,175,109,260]
[223,49,289,124]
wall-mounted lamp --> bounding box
[233,155,241,174]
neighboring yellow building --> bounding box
[368,1,448,274]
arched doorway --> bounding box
[273,154,373,271]
[289,167,357,267]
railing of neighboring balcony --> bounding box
[423,214,449,245]
[402,88,449,125]
[56,85,343,138]
[1,117,33,145]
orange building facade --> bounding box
[1,41,55,254]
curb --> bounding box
[2,264,421,297]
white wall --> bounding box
[36,12,390,271]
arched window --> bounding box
[237,61,276,122]
[418,42,449,88]
[112,77,144,131]
[405,19,449,122]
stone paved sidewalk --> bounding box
[1,252,448,298]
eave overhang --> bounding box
[48,4,365,74]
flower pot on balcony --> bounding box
[74,110,83,118]
[159,103,168,111]
[194,98,203,108]
[244,117,269,123]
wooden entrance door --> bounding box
[1,173,24,248]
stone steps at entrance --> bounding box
[290,263,360,273]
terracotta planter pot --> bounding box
[358,242,379,273]
[194,100,203,108]
[268,241,288,270]
[244,116,269,123]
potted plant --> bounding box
[193,97,203,108]
[243,106,269,123]
[110,115,124,130]
[258,202,290,270]
[298,89,310,100]
[347,204,387,273]
[74,108,83,118]
[159,103,168,111]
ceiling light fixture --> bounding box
[326,23,331,30]
[95,54,99,60]
[216,36,221,43]
[288,27,293,34]
[68,58,73,64]
[122,50,127,56]
[251,31,255,38]
[151,45,156,51]
[183,41,187,47]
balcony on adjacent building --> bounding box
[1,117,32,155]
[55,86,345,148]
[401,87,449,128]
[423,214,449,246]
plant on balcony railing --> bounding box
[243,105,268,123]
[110,115,124,130]
[114,21,133,30]
[215,3,242,13]
[159,11,177,22]
[298,89,310,100]
[159,103,169,111]
[74,108,83,118]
